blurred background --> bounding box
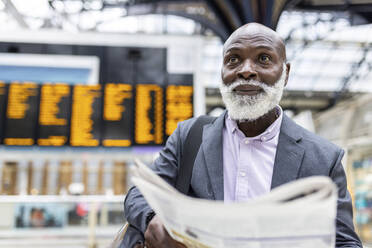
[1,0,372,247]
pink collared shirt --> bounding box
[223,106,283,203]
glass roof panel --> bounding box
[277,12,372,93]
[313,77,345,91]
[286,75,317,90]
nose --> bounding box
[237,59,257,80]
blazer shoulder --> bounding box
[289,121,344,168]
[283,115,341,153]
[300,125,341,153]
[284,121,344,175]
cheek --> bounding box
[259,67,282,85]
[221,67,235,84]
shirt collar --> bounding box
[225,106,283,142]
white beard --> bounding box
[220,64,287,121]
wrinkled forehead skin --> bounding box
[223,22,286,62]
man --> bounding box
[124,23,362,247]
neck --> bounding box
[236,108,279,137]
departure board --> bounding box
[0,81,193,147]
[70,85,102,146]
[102,83,132,147]
[0,82,7,143]
[165,85,193,136]
[4,82,39,146]
[135,84,163,145]
[38,84,71,146]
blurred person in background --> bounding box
[30,208,46,228]
[124,23,362,248]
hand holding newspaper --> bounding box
[131,159,338,248]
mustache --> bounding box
[220,79,270,93]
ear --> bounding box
[221,66,225,82]
[284,63,291,87]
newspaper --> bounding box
[131,159,338,248]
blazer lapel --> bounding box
[201,112,226,200]
[271,115,305,189]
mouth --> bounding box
[233,85,263,96]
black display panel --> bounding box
[102,84,132,147]
[70,85,101,147]
[4,82,39,145]
[0,81,7,142]
[37,84,71,146]
[105,47,166,85]
[134,84,163,145]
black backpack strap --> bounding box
[121,115,216,248]
[175,115,216,194]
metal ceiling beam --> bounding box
[240,0,254,23]
[322,45,369,110]
[2,0,29,28]
[295,2,372,12]
[214,0,242,29]
[123,1,231,40]
[263,0,275,27]
[46,0,292,40]
[202,0,237,36]
[163,10,230,40]
[230,0,246,24]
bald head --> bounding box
[223,23,286,62]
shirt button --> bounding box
[261,136,267,142]
[244,140,250,144]
[240,172,246,177]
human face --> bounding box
[220,26,289,121]
[221,30,287,90]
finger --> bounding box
[159,227,184,248]
[176,241,188,248]
[145,216,177,248]
[145,226,167,248]
[172,238,188,248]
[144,241,153,248]
[144,231,158,248]
[145,223,163,244]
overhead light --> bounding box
[90,0,103,10]
[51,0,65,12]
[64,0,83,14]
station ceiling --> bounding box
[90,0,372,41]
[4,0,372,41]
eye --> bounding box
[227,56,239,64]
[259,54,271,63]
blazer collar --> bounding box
[201,111,226,201]
[271,114,305,189]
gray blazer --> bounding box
[124,112,362,247]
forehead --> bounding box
[224,31,281,55]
